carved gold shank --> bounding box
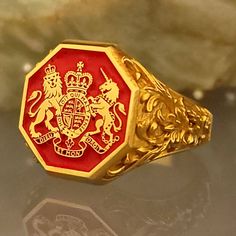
[103,52,212,181]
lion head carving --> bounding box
[43,71,62,99]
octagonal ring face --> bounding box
[19,43,137,178]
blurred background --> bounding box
[0,0,236,235]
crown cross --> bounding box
[64,61,93,95]
[77,61,84,72]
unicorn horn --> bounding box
[100,68,110,82]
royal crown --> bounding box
[44,64,60,80]
[45,64,56,75]
[64,61,93,94]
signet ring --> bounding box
[19,40,213,183]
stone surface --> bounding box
[1,0,236,110]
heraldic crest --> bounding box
[27,61,126,158]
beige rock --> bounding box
[0,0,236,110]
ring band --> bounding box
[19,40,212,182]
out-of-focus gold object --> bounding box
[19,40,212,182]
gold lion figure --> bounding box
[28,64,62,138]
[88,68,126,144]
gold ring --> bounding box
[19,40,213,183]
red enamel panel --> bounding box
[22,48,131,172]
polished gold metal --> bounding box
[19,40,213,182]
[102,55,212,181]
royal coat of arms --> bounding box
[27,61,126,159]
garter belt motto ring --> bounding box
[19,40,213,183]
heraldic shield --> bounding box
[20,45,132,175]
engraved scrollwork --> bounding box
[103,57,212,180]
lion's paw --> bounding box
[51,127,59,132]
[55,110,61,116]
[31,132,42,138]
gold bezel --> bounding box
[19,42,139,180]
